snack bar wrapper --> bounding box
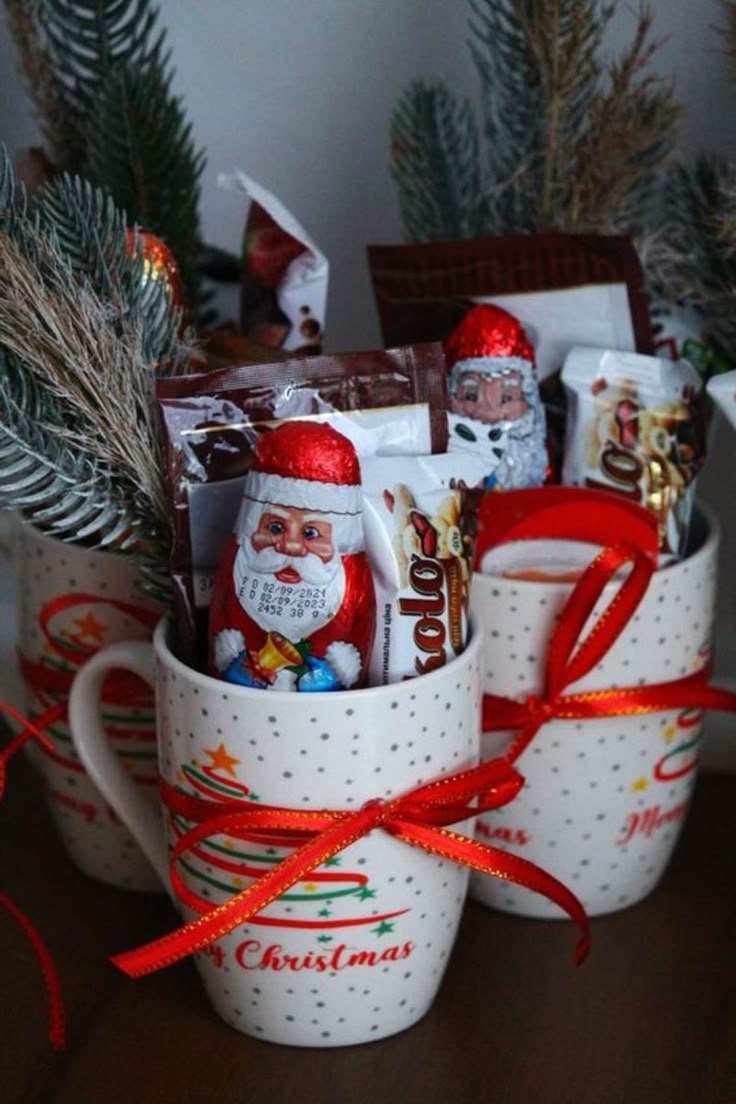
[561,347,706,559]
[361,454,488,685]
[220,170,329,353]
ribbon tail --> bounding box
[392,820,590,965]
[0,892,65,1050]
[112,806,380,978]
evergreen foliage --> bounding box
[4,0,205,307]
[86,61,205,305]
[646,154,736,362]
[0,144,187,590]
[640,4,736,364]
[391,83,483,241]
[36,0,167,173]
[390,0,680,240]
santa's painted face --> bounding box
[250,506,335,581]
[234,502,345,639]
[450,369,529,425]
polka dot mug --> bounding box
[470,506,719,918]
[68,619,482,1047]
[13,521,161,891]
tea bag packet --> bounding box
[444,303,547,489]
[209,421,376,692]
[361,453,488,685]
[157,344,448,666]
[220,170,329,353]
[561,347,706,559]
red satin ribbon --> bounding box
[482,543,736,762]
[19,591,159,758]
[0,593,157,1051]
[111,755,591,978]
[0,708,65,1050]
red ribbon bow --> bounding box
[482,544,736,761]
[111,754,591,978]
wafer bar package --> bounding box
[560,347,706,559]
[361,453,488,685]
[157,345,449,666]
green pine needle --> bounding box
[391,81,483,241]
[86,62,205,305]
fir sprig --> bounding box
[0,146,188,590]
[86,61,205,304]
[3,0,206,307]
[36,0,166,173]
[644,155,736,361]
[390,0,680,239]
[391,83,483,241]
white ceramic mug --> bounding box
[69,620,483,1047]
[13,522,162,890]
[469,506,719,918]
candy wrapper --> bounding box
[157,344,448,667]
[561,347,706,559]
[361,453,488,685]
[444,303,547,489]
[220,170,329,352]
[208,421,376,691]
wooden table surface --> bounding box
[2,752,735,1104]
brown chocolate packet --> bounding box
[156,344,449,667]
[367,234,654,478]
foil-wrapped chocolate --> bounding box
[443,304,547,490]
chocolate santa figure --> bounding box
[209,420,376,691]
[444,303,547,490]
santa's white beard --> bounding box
[234,542,346,639]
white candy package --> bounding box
[360,454,488,685]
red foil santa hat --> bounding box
[237,420,365,554]
[444,303,535,381]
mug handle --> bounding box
[68,641,170,888]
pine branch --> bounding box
[86,62,205,304]
[390,81,483,241]
[0,351,148,551]
[391,0,680,239]
[2,0,75,166]
[645,154,736,360]
[35,0,167,172]
[567,4,680,232]
[33,172,192,371]
[468,0,547,231]
[0,228,171,542]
